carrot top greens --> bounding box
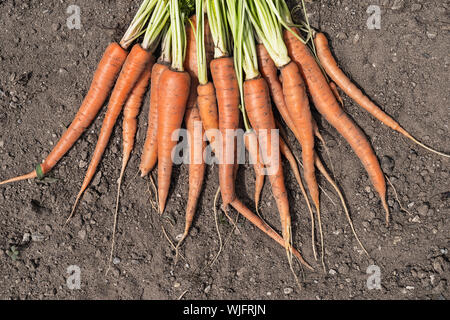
[142,0,170,52]
[120,0,157,49]
[207,0,231,59]
[246,0,290,68]
[196,0,208,85]
[170,0,187,71]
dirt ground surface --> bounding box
[0,0,449,300]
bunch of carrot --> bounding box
[1,0,448,280]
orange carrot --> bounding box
[281,61,320,215]
[120,63,154,185]
[284,28,390,225]
[177,105,206,248]
[69,43,153,221]
[157,69,191,213]
[197,82,220,151]
[139,62,169,177]
[0,43,128,186]
[244,77,292,252]
[244,130,265,213]
[210,57,240,209]
[314,32,449,158]
[278,136,317,258]
[176,18,205,246]
[185,15,199,79]
[329,81,344,107]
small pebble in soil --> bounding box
[113,257,121,265]
[381,156,395,174]
[78,229,86,240]
[417,204,429,216]
[22,233,31,243]
[31,233,45,242]
[111,267,120,277]
[174,282,181,288]
[204,285,211,294]
[283,287,293,295]
[175,234,183,241]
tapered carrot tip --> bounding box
[66,191,84,226]
[0,171,37,186]
[158,198,165,215]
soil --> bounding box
[0,0,448,300]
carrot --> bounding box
[244,77,292,252]
[197,82,220,150]
[314,32,449,158]
[0,43,128,186]
[174,14,206,249]
[329,81,344,107]
[284,27,390,225]
[210,57,240,208]
[248,4,321,233]
[256,43,327,148]
[139,62,169,177]
[157,1,191,214]
[117,64,154,195]
[139,25,173,177]
[185,15,199,79]
[157,68,191,213]
[278,136,317,259]
[69,43,153,221]
[176,105,206,248]
[280,61,320,217]
[244,130,265,213]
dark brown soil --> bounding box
[0,0,448,300]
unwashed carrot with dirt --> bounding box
[68,4,163,222]
[139,26,172,177]
[157,0,192,214]
[314,32,449,158]
[176,105,206,249]
[176,6,208,250]
[0,0,157,186]
[282,14,390,226]
[207,0,239,210]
